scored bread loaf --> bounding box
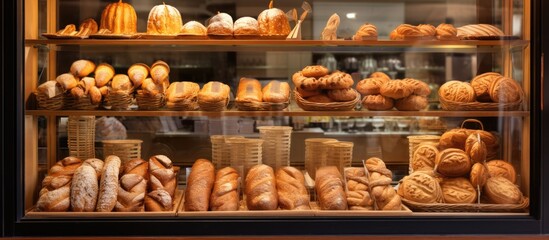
[236,77,263,102]
[145,189,173,211]
[96,155,121,212]
[36,157,83,212]
[315,166,347,210]
[71,160,103,212]
[185,159,215,211]
[365,158,402,210]
[345,167,373,210]
[262,80,290,103]
[115,159,148,212]
[210,167,240,211]
[275,166,310,210]
[245,164,278,210]
[149,155,177,198]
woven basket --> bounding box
[294,89,360,111]
[136,91,165,110]
[105,92,133,110]
[64,94,99,110]
[102,139,142,164]
[166,98,199,111]
[407,135,441,174]
[225,138,263,176]
[305,138,338,179]
[401,197,529,212]
[258,126,293,169]
[198,97,229,111]
[36,92,64,110]
[210,135,244,169]
[439,92,524,111]
[325,141,354,174]
[67,116,96,160]
[235,100,289,111]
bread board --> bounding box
[41,33,89,39]
[24,190,183,218]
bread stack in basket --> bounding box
[235,77,290,111]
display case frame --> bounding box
[1,0,547,236]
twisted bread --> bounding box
[115,159,148,212]
[365,158,402,210]
[245,164,278,210]
[36,157,83,212]
[121,158,149,179]
[344,167,373,210]
[149,155,177,198]
[315,166,347,210]
[185,159,215,211]
[210,167,240,211]
[275,166,310,210]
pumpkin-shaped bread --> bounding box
[147,3,183,35]
[100,0,137,34]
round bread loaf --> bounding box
[489,76,522,103]
[471,72,501,102]
[234,17,259,35]
[292,71,321,91]
[257,6,291,36]
[483,176,522,204]
[362,94,394,111]
[439,128,473,150]
[302,65,329,78]
[411,144,439,172]
[438,80,476,103]
[394,95,428,111]
[464,133,487,163]
[369,72,391,81]
[327,88,356,102]
[486,160,516,183]
[440,177,477,204]
[470,162,489,187]
[379,80,413,99]
[402,78,431,96]
[356,77,389,96]
[397,171,443,203]
[181,21,207,35]
[435,148,472,177]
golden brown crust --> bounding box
[198,81,231,103]
[275,166,310,210]
[366,158,402,210]
[394,95,428,111]
[483,177,522,204]
[234,17,259,35]
[70,60,96,78]
[262,80,290,103]
[181,21,207,35]
[100,0,137,34]
[369,72,391,81]
[148,155,177,198]
[470,162,489,187]
[327,88,356,102]
[315,166,347,210]
[489,76,522,103]
[296,88,322,98]
[344,168,373,210]
[236,78,263,102]
[210,167,240,211]
[356,77,389,96]
[146,3,183,35]
[402,78,431,96]
[257,7,291,36]
[379,80,413,99]
[397,171,443,203]
[435,148,472,177]
[439,128,473,150]
[207,12,233,36]
[417,24,436,37]
[292,71,322,91]
[440,177,477,204]
[320,71,354,90]
[95,63,115,87]
[438,80,476,103]
[245,164,278,210]
[390,24,423,40]
[352,23,377,40]
[145,189,173,211]
[302,65,329,78]
[412,144,439,172]
[436,23,458,40]
[185,159,215,211]
[471,72,502,102]
[465,133,488,163]
[486,160,517,183]
[362,94,394,111]
[166,81,200,103]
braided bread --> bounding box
[115,159,148,212]
[36,157,83,212]
[149,155,177,198]
[344,167,373,210]
[365,158,402,210]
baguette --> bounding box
[96,155,121,212]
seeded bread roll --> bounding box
[185,159,215,211]
[210,167,240,211]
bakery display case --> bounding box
[3,0,547,236]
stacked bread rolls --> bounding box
[293,66,356,103]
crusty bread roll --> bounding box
[262,80,290,103]
[327,88,356,102]
[128,63,149,88]
[198,81,231,103]
[36,186,71,212]
[234,17,259,35]
[210,167,240,211]
[236,78,263,102]
[70,164,100,212]
[439,128,473,150]
[257,6,290,36]
[70,59,96,77]
[185,159,215,211]
[394,95,428,111]
[320,71,354,90]
[181,21,207,35]
[146,3,183,35]
[111,74,133,93]
[435,148,471,177]
[457,24,504,39]
[344,167,373,210]
[149,155,177,198]
[356,77,389,96]
[390,24,422,40]
[36,157,83,212]
[362,94,394,111]
[365,158,401,210]
[145,189,173,211]
[166,81,200,103]
[470,162,489,187]
[438,80,476,103]
[115,173,147,212]
[302,65,329,78]
[483,176,522,204]
[141,78,164,96]
[370,72,391,81]
[486,160,516,183]
[380,80,412,99]
[489,76,522,103]
[96,155,121,212]
[121,158,149,179]
[245,164,278,210]
[275,166,310,210]
[82,158,105,177]
[398,171,443,203]
[56,73,79,91]
[207,12,233,36]
[95,63,115,88]
[440,177,477,204]
[471,72,501,102]
[411,144,439,172]
[315,166,347,210]
[89,86,102,105]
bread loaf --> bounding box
[471,72,501,102]
[70,60,96,78]
[198,81,231,103]
[435,148,472,177]
[362,94,394,111]
[262,80,290,103]
[236,78,263,102]
[292,71,322,91]
[465,133,487,163]
[296,88,321,98]
[486,160,516,183]
[121,158,149,179]
[149,155,177,198]
[234,17,259,36]
[365,158,401,210]
[150,60,170,85]
[390,24,422,40]
[438,81,476,103]
[181,21,207,35]
[96,155,121,212]
[352,23,377,40]
[321,13,340,40]
[483,176,522,204]
[417,24,436,37]
[56,73,79,91]
[440,177,477,204]
[302,66,329,78]
[115,159,148,212]
[320,71,354,90]
[207,12,233,36]
[470,162,489,187]
[145,189,173,211]
[35,186,71,212]
[380,80,412,99]
[435,23,458,40]
[398,171,443,203]
[344,167,373,210]
[146,3,183,35]
[402,78,431,96]
[245,164,278,210]
[100,0,137,34]
[37,81,63,98]
[82,158,105,177]
[315,166,347,210]
[141,78,164,95]
[210,167,240,211]
[70,164,100,212]
[439,128,473,150]
[36,157,83,212]
[111,74,133,93]
[411,144,439,172]
[185,159,215,211]
[327,88,356,102]
[95,63,115,87]
[257,4,290,36]
[166,81,200,103]
[275,166,310,210]
[489,76,522,103]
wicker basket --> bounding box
[305,138,338,179]
[325,141,354,174]
[102,139,142,164]
[258,126,293,169]
[407,135,441,174]
[67,116,96,160]
[439,93,524,111]
[225,138,263,176]
[136,91,165,110]
[166,98,199,111]
[235,100,289,111]
[401,197,529,212]
[105,92,133,110]
[64,94,99,110]
[198,97,229,111]
[36,92,64,110]
[210,135,244,169]
[294,89,360,111]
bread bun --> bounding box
[207,12,233,36]
[234,17,259,35]
[166,81,200,103]
[128,63,149,88]
[483,176,522,204]
[486,160,516,183]
[56,73,79,91]
[292,71,322,91]
[411,144,439,172]
[435,148,471,177]
[440,177,477,203]
[327,88,356,102]
[397,171,443,203]
[438,80,476,103]
[362,94,394,110]
[95,63,115,87]
[320,71,354,90]
[489,76,522,103]
[402,78,431,96]
[257,6,290,36]
[150,60,170,85]
[470,162,489,187]
[390,24,422,40]
[262,80,290,103]
[394,95,428,111]
[111,74,133,93]
[465,133,487,163]
[471,72,501,102]
[181,21,207,35]
[70,60,96,78]
[356,77,388,96]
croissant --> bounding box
[365,158,402,210]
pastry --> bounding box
[111,74,133,93]
[166,81,200,103]
[327,88,356,102]
[70,59,96,77]
[149,155,177,198]
[362,94,394,110]
[56,73,79,91]
[144,189,173,211]
[440,177,477,204]
[76,19,98,36]
[471,72,502,102]
[439,128,473,150]
[417,24,436,38]
[320,71,354,90]
[352,23,377,40]
[96,155,122,212]
[292,71,322,91]
[402,78,431,96]
[207,12,233,36]
[465,133,487,163]
[236,77,263,102]
[483,176,522,204]
[100,0,137,34]
[344,167,373,210]
[302,65,329,78]
[257,2,291,36]
[181,21,207,35]
[411,144,439,172]
[185,159,215,211]
[70,164,100,212]
[365,158,402,210]
[486,160,516,183]
[379,80,412,99]
[296,88,321,98]
[315,166,347,210]
[94,63,115,87]
[198,81,231,103]
[398,171,443,203]
[435,23,458,40]
[438,80,476,103]
[470,162,489,187]
[245,164,278,210]
[306,94,333,103]
[146,3,183,35]
[370,72,391,81]
[128,63,149,88]
[435,148,472,177]
[262,80,290,103]
[210,167,240,211]
[321,13,340,40]
[56,24,77,35]
[234,17,259,36]
[489,76,522,103]
[150,60,170,85]
[390,24,423,40]
[394,95,428,111]
[356,77,389,96]
[275,166,311,210]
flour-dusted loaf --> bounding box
[70,164,100,212]
[257,2,291,36]
[315,166,347,210]
[245,164,278,210]
[207,12,233,36]
[181,21,207,35]
[210,167,240,211]
[185,159,215,211]
[149,155,177,198]
[262,80,290,103]
[234,16,259,36]
[275,166,310,210]
[96,155,121,212]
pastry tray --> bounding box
[41,33,89,39]
[24,190,183,218]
